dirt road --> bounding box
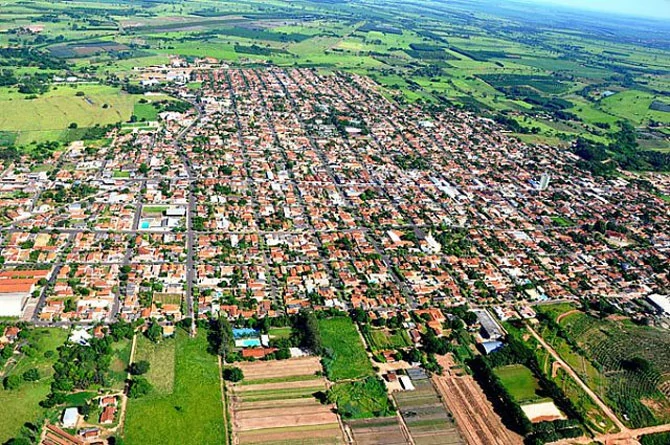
[526,325,628,433]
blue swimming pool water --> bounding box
[238,338,261,347]
[140,221,150,229]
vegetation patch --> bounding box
[319,316,373,381]
[328,377,394,419]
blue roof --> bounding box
[232,328,259,339]
[481,341,504,354]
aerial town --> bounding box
[1,65,667,325]
[1,62,669,445]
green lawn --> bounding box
[133,102,159,121]
[268,326,292,339]
[123,331,226,444]
[112,170,131,178]
[0,328,68,444]
[319,317,373,381]
[494,364,542,404]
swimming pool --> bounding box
[235,338,261,347]
[140,220,150,229]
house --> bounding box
[99,405,116,424]
[241,347,278,359]
[2,326,20,343]
[78,428,100,440]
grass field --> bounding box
[494,364,543,404]
[0,84,144,145]
[319,317,373,381]
[129,334,176,395]
[0,328,68,444]
[133,102,159,121]
[123,331,226,444]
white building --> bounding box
[0,293,26,317]
[62,407,79,428]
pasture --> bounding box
[123,331,227,444]
[0,84,144,145]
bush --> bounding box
[3,374,23,390]
[223,367,244,382]
[130,360,150,375]
[22,368,40,382]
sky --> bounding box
[528,0,670,19]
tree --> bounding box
[138,163,149,175]
[223,367,244,382]
[293,310,323,354]
[145,321,162,343]
[130,360,150,375]
[209,316,233,359]
[3,374,23,390]
[128,377,152,398]
[22,368,40,382]
[68,122,78,129]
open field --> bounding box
[319,316,373,381]
[364,328,412,351]
[230,357,344,445]
[0,328,68,444]
[494,364,543,404]
[0,84,144,145]
[123,331,226,444]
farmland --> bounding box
[394,377,464,445]
[346,416,408,445]
[123,331,226,444]
[535,305,670,428]
[433,356,523,445]
[229,357,344,445]
[0,0,667,155]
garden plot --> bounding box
[346,416,409,444]
[230,357,345,445]
[394,379,464,445]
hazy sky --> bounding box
[529,0,670,19]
